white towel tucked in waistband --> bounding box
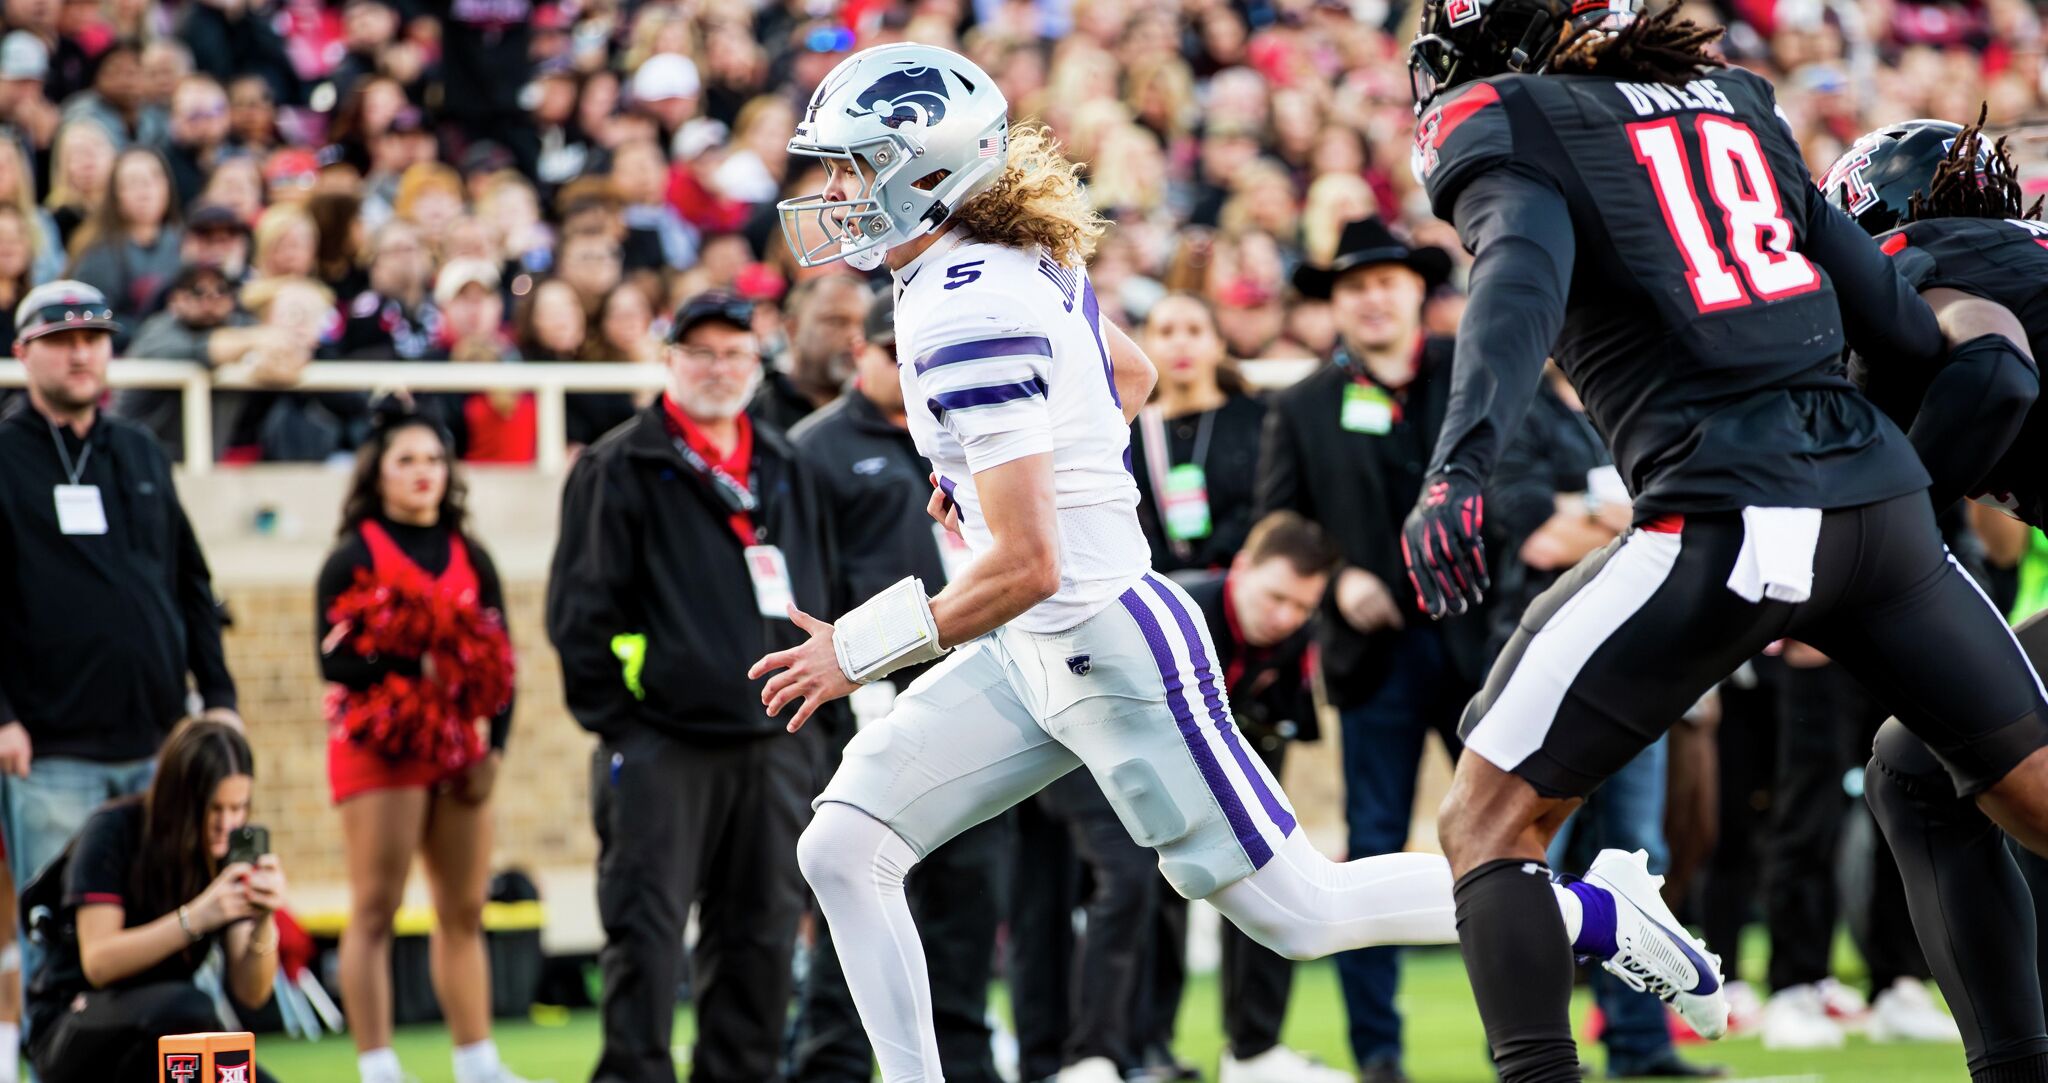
[1725,506,1823,604]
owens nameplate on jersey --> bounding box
[1614,79,1736,116]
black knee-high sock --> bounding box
[1867,723,2048,1080]
[1454,858,1582,1083]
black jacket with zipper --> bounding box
[790,388,950,689]
[1254,339,1493,707]
[546,401,844,744]
[0,404,235,761]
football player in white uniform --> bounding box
[750,43,1727,1083]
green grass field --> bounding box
[254,940,1975,1083]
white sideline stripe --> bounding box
[1948,550,2048,700]
[1466,531,1683,771]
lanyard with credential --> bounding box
[672,437,763,545]
[48,421,90,484]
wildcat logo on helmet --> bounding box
[850,67,952,129]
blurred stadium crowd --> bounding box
[0,0,2035,441]
[0,0,2044,1080]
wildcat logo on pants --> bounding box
[164,1054,200,1083]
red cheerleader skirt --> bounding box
[327,520,489,804]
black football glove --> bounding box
[1401,470,1489,619]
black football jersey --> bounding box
[1881,215,2048,525]
[1417,66,1937,515]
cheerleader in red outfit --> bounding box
[315,409,534,1083]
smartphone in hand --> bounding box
[226,825,269,868]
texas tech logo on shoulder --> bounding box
[1445,0,1481,26]
[165,1054,201,1083]
[1413,107,1445,180]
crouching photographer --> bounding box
[23,719,285,1083]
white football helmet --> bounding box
[778,43,1009,271]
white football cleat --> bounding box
[1583,848,1731,1040]
[1868,977,1963,1043]
[1762,983,1847,1050]
[1055,1057,1124,1083]
[1219,1044,1353,1083]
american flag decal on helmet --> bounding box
[978,137,1001,157]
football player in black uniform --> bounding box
[1400,1,2048,1078]
[1822,116,2048,1083]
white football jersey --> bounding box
[892,232,1151,633]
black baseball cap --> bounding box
[186,202,249,236]
[15,280,118,343]
[667,291,754,342]
[864,293,894,348]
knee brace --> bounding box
[798,801,914,900]
[1869,717,1992,834]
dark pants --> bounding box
[31,981,279,1083]
[790,813,1012,1083]
[1034,768,1159,1071]
[1007,793,1079,1083]
[1548,739,1675,1072]
[1765,662,1859,991]
[1766,662,1926,993]
[1220,741,1296,1059]
[1336,625,1466,1069]
[591,729,812,1083]
[1699,662,1774,957]
[1137,743,1297,1063]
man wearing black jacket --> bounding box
[0,280,237,1002]
[1253,219,1484,1083]
[1166,511,1347,1083]
[785,295,1008,1083]
[546,291,841,1083]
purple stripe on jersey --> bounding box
[1143,574,1297,840]
[1118,585,1273,869]
[926,376,1047,419]
[1081,279,1121,408]
[913,334,1054,375]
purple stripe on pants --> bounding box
[1117,585,1274,869]
[1143,575,1298,840]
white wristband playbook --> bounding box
[834,577,949,684]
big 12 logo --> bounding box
[215,1048,253,1083]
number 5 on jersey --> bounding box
[1629,116,1819,313]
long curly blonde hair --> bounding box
[950,124,1108,267]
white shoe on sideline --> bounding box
[1817,975,1872,1027]
[1056,1057,1124,1083]
[1762,983,1847,1050]
[1868,977,1963,1043]
[1219,1044,1353,1083]
[1583,848,1731,1039]
[1724,979,1765,1034]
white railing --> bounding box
[0,356,1319,473]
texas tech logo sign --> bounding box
[164,1054,201,1083]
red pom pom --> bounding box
[325,565,514,769]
